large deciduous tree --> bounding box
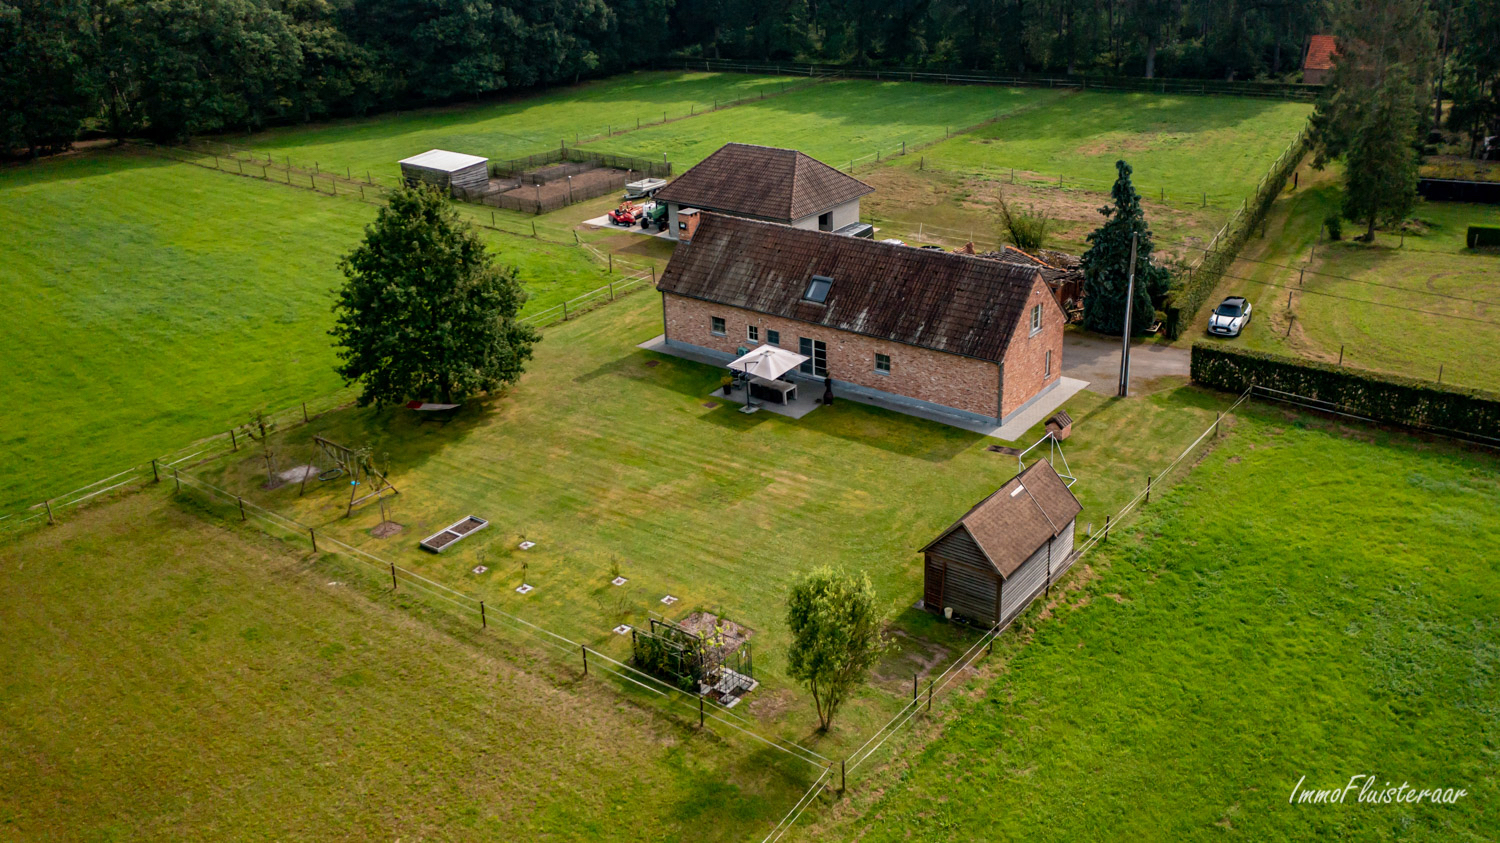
[785,566,888,731]
[331,185,539,407]
[1080,160,1171,336]
[0,0,98,155]
[1308,0,1436,241]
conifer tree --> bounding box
[1080,161,1171,336]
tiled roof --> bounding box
[658,214,1050,363]
[1304,35,1337,71]
[654,143,874,222]
[922,460,1082,578]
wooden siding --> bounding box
[1001,542,1049,621]
[401,161,489,195]
[925,527,1000,624]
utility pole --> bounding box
[1118,232,1139,398]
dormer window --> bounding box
[804,275,832,303]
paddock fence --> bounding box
[760,386,1257,841]
[0,260,660,537]
[669,58,1322,101]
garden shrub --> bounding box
[1467,225,1500,248]
[1325,212,1343,241]
[1191,343,1500,442]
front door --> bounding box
[799,338,827,377]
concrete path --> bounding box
[1063,333,1191,395]
[640,334,1088,442]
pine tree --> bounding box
[1080,160,1171,336]
[331,185,540,407]
[1308,0,1436,241]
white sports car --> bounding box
[1208,296,1252,337]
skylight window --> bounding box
[804,275,832,303]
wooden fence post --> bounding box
[237,496,246,521]
[230,428,238,451]
[582,645,589,676]
[302,402,309,423]
[45,499,54,525]
[391,562,398,590]
[152,459,160,483]
[927,681,933,711]
[1145,475,1151,503]
[699,694,704,727]
[1104,514,1110,541]
[480,601,486,628]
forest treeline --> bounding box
[1,0,1495,156]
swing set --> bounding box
[308,435,399,516]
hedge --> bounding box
[1468,225,1500,249]
[1191,342,1500,442]
[1164,127,1310,338]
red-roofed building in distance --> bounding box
[1302,34,1337,85]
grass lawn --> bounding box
[0,149,617,512]
[185,291,1237,758]
[580,80,1067,170]
[0,491,812,840]
[803,405,1500,840]
[1200,161,1500,392]
[859,91,1308,261]
[233,71,801,179]
[891,91,1312,204]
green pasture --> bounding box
[0,150,615,511]
[187,291,1232,756]
[803,406,1499,840]
[891,91,1313,205]
[580,80,1068,170]
[0,492,812,840]
[1202,161,1500,392]
[234,71,800,179]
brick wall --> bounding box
[663,293,1003,419]
[999,278,1067,417]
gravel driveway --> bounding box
[1063,332,1191,395]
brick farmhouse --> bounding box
[656,214,1066,427]
[654,143,873,240]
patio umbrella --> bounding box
[728,346,808,380]
[726,346,809,412]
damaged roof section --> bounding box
[657,214,1049,363]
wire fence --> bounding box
[670,58,1322,101]
[760,385,1256,840]
[0,258,658,535]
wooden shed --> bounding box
[398,149,490,196]
[921,459,1081,626]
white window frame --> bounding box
[1044,349,1052,378]
[710,316,726,337]
[747,325,759,343]
[874,353,891,375]
[1029,303,1043,336]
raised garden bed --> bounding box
[419,516,489,553]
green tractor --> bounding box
[639,201,668,232]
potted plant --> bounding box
[720,375,734,395]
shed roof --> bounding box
[921,460,1082,578]
[1304,35,1337,71]
[654,143,874,222]
[399,149,489,172]
[658,214,1050,363]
